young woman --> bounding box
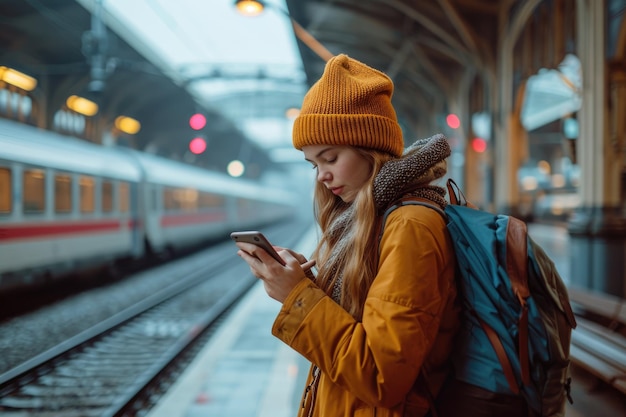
[234,54,460,417]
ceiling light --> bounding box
[233,0,333,62]
[66,95,98,117]
[115,116,141,135]
[0,66,37,91]
[234,0,265,17]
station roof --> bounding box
[0,0,292,176]
[286,0,501,132]
[288,0,580,133]
[0,0,580,174]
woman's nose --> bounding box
[317,168,331,182]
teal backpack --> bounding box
[380,179,577,416]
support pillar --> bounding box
[568,0,626,297]
[494,0,542,216]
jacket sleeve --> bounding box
[271,205,455,408]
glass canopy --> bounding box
[77,0,308,162]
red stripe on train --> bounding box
[160,212,226,227]
[0,212,224,241]
[0,220,127,241]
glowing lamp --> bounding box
[446,114,460,129]
[115,116,141,135]
[233,0,333,62]
[227,160,245,177]
[471,137,487,153]
[189,113,207,130]
[66,95,98,116]
[189,137,207,154]
[0,66,37,91]
[234,0,265,16]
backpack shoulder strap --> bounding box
[378,197,447,246]
[446,178,478,209]
[505,216,532,387]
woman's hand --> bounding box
[235,242,316,303]
[274,246,316,280]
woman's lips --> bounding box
[330,187,343,196]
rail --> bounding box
[567,285,626,394]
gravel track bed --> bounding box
[0,245,230,374]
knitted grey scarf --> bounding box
[324,133,452,303]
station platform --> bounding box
[146,226,317,417]
[144,223,619,417]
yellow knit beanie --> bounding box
[292,54,404,157]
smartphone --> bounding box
[230,231,286,265]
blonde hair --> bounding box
[311,148,395,320]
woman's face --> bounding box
[303,145,372,203]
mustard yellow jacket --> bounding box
[272,204,460,417]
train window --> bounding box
[23,169,45,214]
[199,192,225,208]
[79,175,95,213]
[177,188,198,212]
[54,173,72,213]
[102,180,113,213]
[119,182,130,213]
[163,187,199,212]
[0,167,11,214]
[163,187,176,211]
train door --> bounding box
[141,181,165,254]
[0,161,14,220]
[120,180,143,258]
[0,161,16,278]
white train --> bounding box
[0,119,297,291]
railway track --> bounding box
[0,221,312,417]
[0,257,254,416]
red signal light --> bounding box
[446,114,460,129]
[189,137,207,154]
[471,137,487,153]
[189,113,206,130]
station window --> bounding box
[79,175,95,213]
[119,182,130,213]
[23,169,45,214]
[53,109,86,136]
[0,167,11,214]
[54,173,72,213]
[0,89,33,123]
[102,180,113,213]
